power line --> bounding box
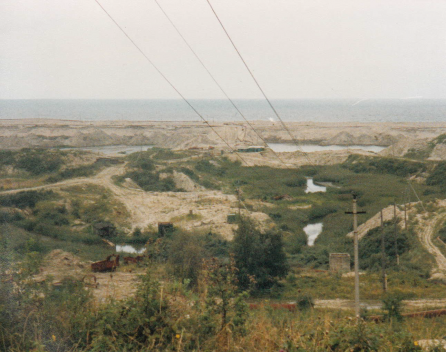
[205,0,315,168]
[152,0,290,168]
[93,0,253,167]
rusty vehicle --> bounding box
[91,254,120,273]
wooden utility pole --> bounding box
[381,210,387,293]
[237,188,241,217]
[404,186,409,230]
[346,193,366,318]
[394,201,399,266]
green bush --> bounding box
[233,218,288,290]
[426,161,446,191]
[15,149,64,175]
[0,190,55,209]
[123,170,177,192]
[127,151,156,170]
[195,159,226,176]
[343,155,426,177]
[296,294,314,311]
[359,224,411,271]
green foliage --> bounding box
[200,258,249,337]
[0,210,24,223]
[426,161,446,191]
[382,292,405,322]
[433,133,446,145]
[308,204,338,220]
[359,223,411,271]
[343,155,426,177]
[150,147,187,160]
[0,190,55,209]
[167,231,205,285]
[296,294,314,311]
[284,176,307,188]
[195,159,226,176]
[15,148,64,175]
[46,158,119,183]
[0,150,15,166]
[232,218,288,290]
[404,147,432,160]
[123,170,177,192]
[83,272,176,351]
[179,166,199,182]
[438,222,446,242]
[127,151,156,170]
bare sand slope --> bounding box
[0,164,271,239]
[1,119,446,151]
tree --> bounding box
[232,217,288,291]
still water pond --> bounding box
[305,178,327,193]
[268,143,385,153]
[116,245,146,254]
[62,145,153,155]
[303,223,323,246]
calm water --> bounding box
[1,99,445,122]
[116,244,146,254]
[269,143,385,153]
[303,222,323,246]
[305,178,327,193]
[62,145,153,155]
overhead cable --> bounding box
[93,0,253,167]
[153,0,290,167]
[205,0,315,167]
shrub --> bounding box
[0,190,55,209]
[343,155,426,177]
[296,294,314,311]
[426,161,446,191]
[382,292,405,322]
[233,218,288,290]
[15,149,63,175]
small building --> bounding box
[93,222,116,238]
[329,253,351,272]
[237,146,265,153]
[158,222,174,236]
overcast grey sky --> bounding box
[1,0,445,100]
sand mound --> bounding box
[34,249,87,283]
[172,171,203,192]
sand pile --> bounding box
[34,249,87,283]
[172,171,203,192]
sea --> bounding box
[0,99,445,123]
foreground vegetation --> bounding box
[2,235,446,351]
[2,146,446,350]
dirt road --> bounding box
[416,210,446,274]
[0,165,270,238]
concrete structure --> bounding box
[329,253,351,272]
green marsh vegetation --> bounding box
[0,148,117,190]
[2,147,446,350]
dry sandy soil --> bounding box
[1,119,446,152]
[3,119,445,308]
[0,163,273,239]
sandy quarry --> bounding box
[1,119,446,155]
